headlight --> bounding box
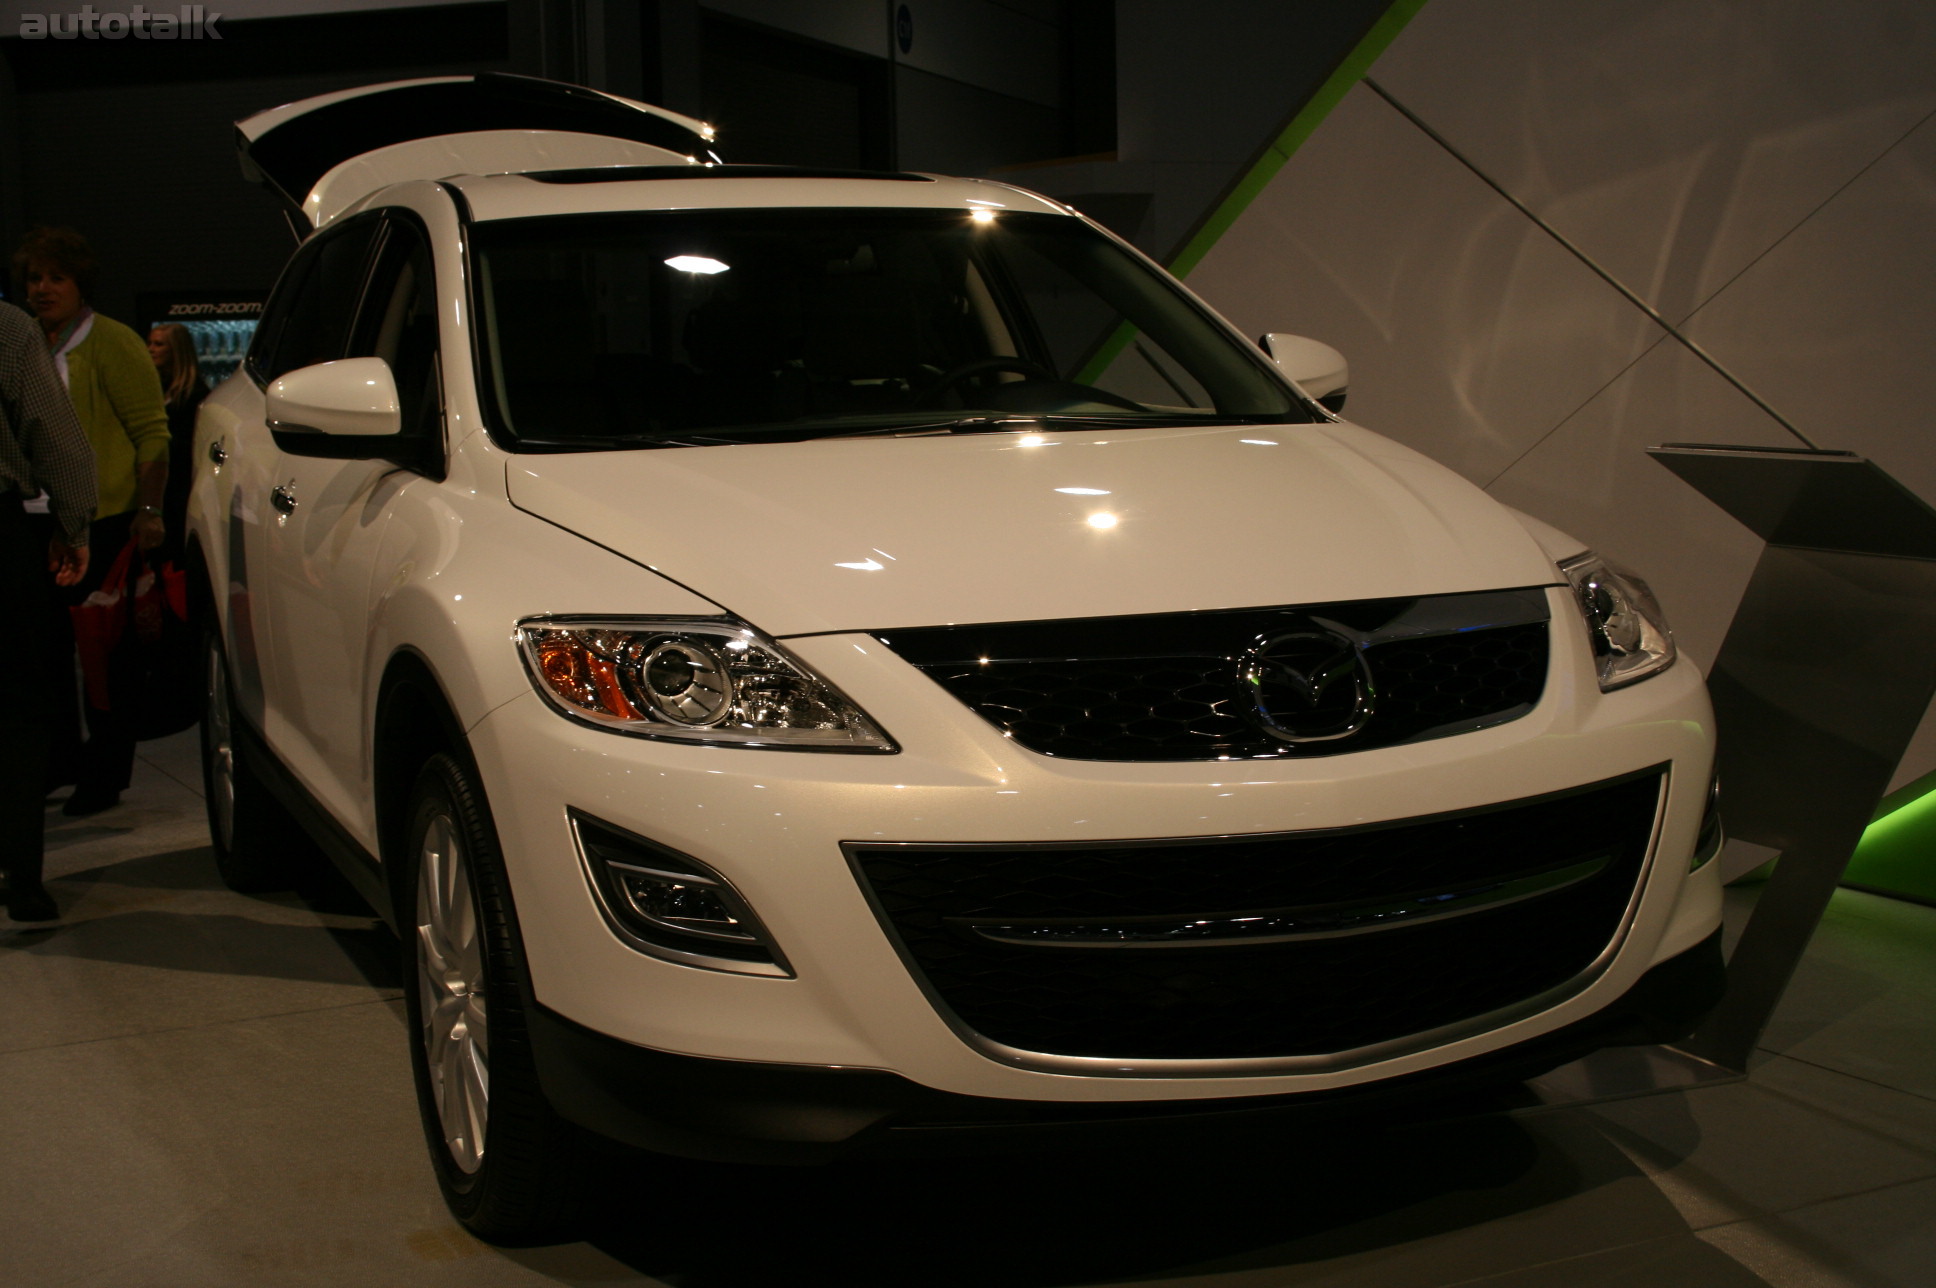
[1560,551,1676,690]
[516,616,895,751]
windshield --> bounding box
[473,207,1312,449]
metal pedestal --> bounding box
[1524,445,1936,1109]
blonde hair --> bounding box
[149,323,204,406]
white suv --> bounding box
[190,75,1725,1241]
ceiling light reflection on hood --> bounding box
[666,255,730,274]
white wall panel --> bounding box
[1682,115,1936,499]
[1372,0,1936,325]
[1188,84,1664,487]
[1188,3,1936,791]
[1486,339,1782,670]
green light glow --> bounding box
[1845,782,1936,904]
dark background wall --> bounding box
[0,0,1389,324]
[0,3,522,323]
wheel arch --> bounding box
[373,647,477,913]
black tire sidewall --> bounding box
[399,751,580,1239]
[201,626,291,892]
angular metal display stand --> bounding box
[1524,445,1936,1109]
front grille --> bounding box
[875,589,1550,760]
[848,768,1663,1062]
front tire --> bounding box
[201,628,293,892]
[402,752,588,1244]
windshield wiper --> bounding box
[802,416,1037,439]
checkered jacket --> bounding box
[0,299,95,546]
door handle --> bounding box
[208,438,228,466]
[270,482,297,515]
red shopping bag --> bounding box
[69,540,136,711]
[121,550,200,739]
[68,541,200,738]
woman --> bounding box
[147,322,206,564]
[14,226,170,817]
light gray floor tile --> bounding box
[40,765,210,873]
[134,725,206,795]
[1,840,398,1054]
[0,1001,655,1288]
[1444,1236,1774,1287]
[1754,889,1936,1101]
[1697,1176,1936,1288]
[1584,1052,1936,1230]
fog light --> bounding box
[613,866,750,942]
[571,811,789,976]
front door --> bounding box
[258,213,444,836]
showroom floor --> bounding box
[3,730,1933,1288]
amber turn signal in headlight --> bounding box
[517,616,895,751]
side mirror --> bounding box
[267,357,405,458]
[1259,333,1348,414]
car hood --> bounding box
[505,422,1560,637]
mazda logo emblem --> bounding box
[1240,629,1376,743]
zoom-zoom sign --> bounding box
[17,5,222,39]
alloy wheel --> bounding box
[416,812,490,1175]
[205,641,236,851]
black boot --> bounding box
[7,881,58,923]
[61,786,120,817]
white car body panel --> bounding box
[203,393,726,856]
[506,422,1560,637]
[1503,505,1590,565]
[237,75,715,230]
[236,76,473,137]
[471,616,1720,1097]
[447,171,1071,221]
[186,82,1727,1158]
[305,133,701,230]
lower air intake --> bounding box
[847,768,1663,1062]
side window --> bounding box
[350,216,442,440]
[251,215,383,382]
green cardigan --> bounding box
[65,313,170,520]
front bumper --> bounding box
[528,929,1726,1163]
[467,597,1722,1105]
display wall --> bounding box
[1184,0,1936,832]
